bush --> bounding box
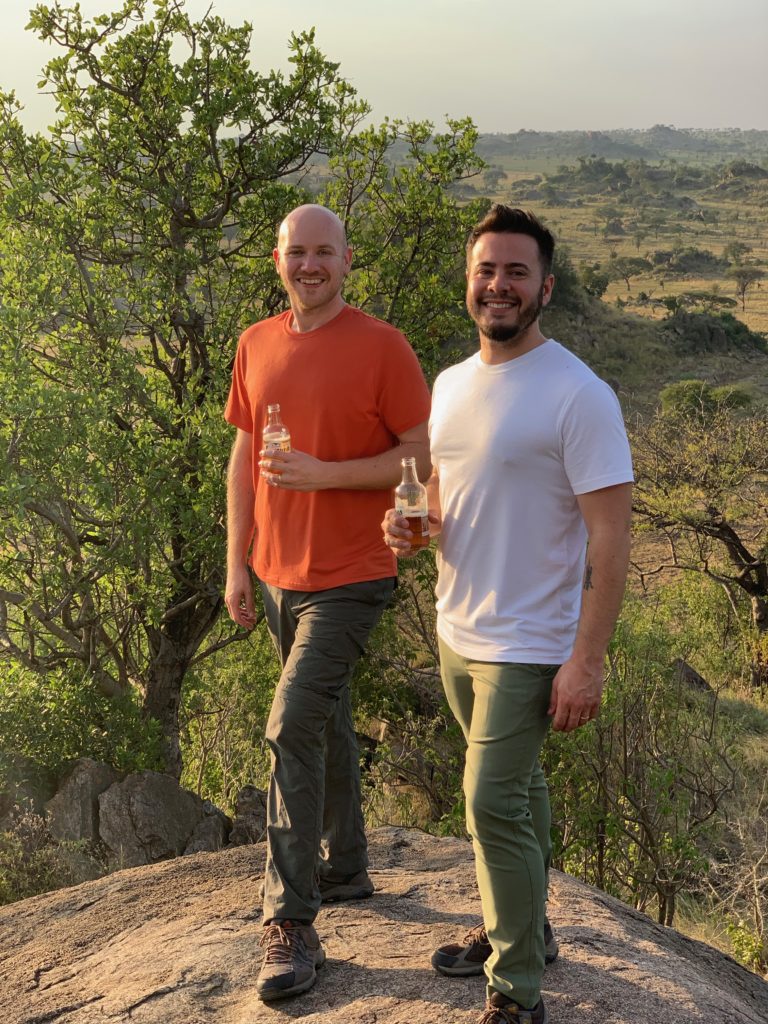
[0,664,165,780]
[0,812,103,905]
[179,626,279,812]
[659,379,753,420]
[544,598,738,926]
[661,311,767,354]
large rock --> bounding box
[184,804,230,855]
[45,758,123,844]
[227,785,267,846]
[98,771,230,866]
[0,828,766,1024]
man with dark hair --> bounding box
[383,205,633,1024]
[225,203,431,1002]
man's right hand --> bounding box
[381,508,440,558]
[225,563,256,628]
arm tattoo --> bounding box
[583,562,594,591]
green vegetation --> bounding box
[1,0,767,980]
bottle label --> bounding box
[265,438,290,453]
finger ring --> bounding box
[579,716,589,722]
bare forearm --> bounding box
[260,421,431,493]
[571,524,631,668]
[226,435,256,571]
[322,438,430,490]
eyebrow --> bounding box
[284,244,339,253]
[474,260,531,271]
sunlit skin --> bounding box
[465,232,554,364]
[272,204,352,334]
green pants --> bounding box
[439,638,557,1008]
[259,578,394,923]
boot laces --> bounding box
[260,921,305,965]
[463,922,488,946]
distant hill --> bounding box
[476,127,768,166]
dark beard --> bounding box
[472,286,544,344]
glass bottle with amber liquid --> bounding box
[395,456,429,549]
[262,403,291,455]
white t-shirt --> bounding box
[429,340,633,663]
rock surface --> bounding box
[45,759,123,844]
[228,785,267,847]
[97,770,231,866]
[1,827,766,1024]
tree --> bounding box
[607,256,652,291]
[579,262,609,299]
[723,240,752,264]
[631,406,768,687]
[658,379,752,418]
[0,0,483,777]
[727,265,765,311]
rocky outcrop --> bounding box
[45,758,123,844]
[227,785,267,846]
[98,771,231,866]
[1,827,766,1024]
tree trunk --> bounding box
[144,589,223,779]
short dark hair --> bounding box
[466,205,555,276]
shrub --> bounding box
[0,812,103,905]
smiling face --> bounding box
[466,231,554,362]
[273,205,353,332]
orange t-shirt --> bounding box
[224,305,431,591]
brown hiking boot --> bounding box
[478,991,549,1024]
[318,869,374,903]
[431,919,558,976]
[256,919,325,1001]
[258,870,374,905]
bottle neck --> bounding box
[400,460,418,485]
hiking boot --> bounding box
[318,870,375,903]
[431,919,558,976]
[256,919,325,1001]
[478,991,549,1024]
[258,870,375,905]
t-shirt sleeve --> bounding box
[224,334,254,433]
[560,380,634,494]
[376,330,432,436]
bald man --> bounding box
[224,205,431,1001]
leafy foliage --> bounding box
[545,600,737,925]
[0,1,483,775]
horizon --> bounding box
[0,0,766,135]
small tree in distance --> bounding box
[608,256,652,291]
[726,265,765,311]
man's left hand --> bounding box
[259,448,330,491]
[548,656,604,732]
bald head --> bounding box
[273,204,353,332]
[277,204,348,252]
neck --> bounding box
[289,297,347,334]
[478,324,547,365]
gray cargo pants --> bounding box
[258,577,395,923]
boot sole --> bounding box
[432,945,558,977]
[320,886,374,904]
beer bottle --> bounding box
[394,457,429,549]
[262,403,291,454]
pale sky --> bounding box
[1,0,766,133]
